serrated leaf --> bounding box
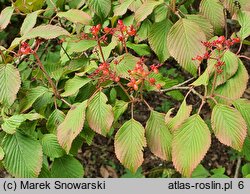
[166,99,192,132]
[115,119,146,173]
[2,131,43,177]
[172,114,211,177]
[88,0,111,18]
[211,104,247,151]
[237,10,250,40]
[212,59,248,105]
[20,86,49,112]
[153,3,169,22]
[86,91,114,136]
[57,101,87,153]
[110,53,140,78]
[186,14,214,39]
[233,98,250,134]
[239,0,250,11]
[0,146,4,160]
[199,0,224,34]
[0,6,14,31]
[57,9,91,25]
[46,109,65,134]
[22,24,70,40]
[20,10,42,36]
[146,111,172,160]
[113,100,128,122]
[42,134,65,158]
[167,18,206,76]
[134,0,163,22]
[61,76,91,97]
[114,0,134,16]
[148,19,172,62]
[51,155,84,178]
[0,64,21,106]
[1,113,43,134]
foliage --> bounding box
[0,0,250,178]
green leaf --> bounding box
[191,164,210,178]
[61,76,91,97]
[191,69,209,86]
[172,114,211,177]
[0,64,21,106]
[134,0,163,22]
[46,109,65,134]
[20,86,49,112]
[57,101,87,153]
[166,99,192,133]
[199,0,224,34]
[233,98,250,134]
[238,0,250,11]
[167,18,206,76]
[0,146,4,160]
[57,9,91,25]
[110,53,140,78]
[211,59,248,105]
[135,19,152,42]
[115,119,146,173]
[22,24,70,40]
[0,7,14,31]
[51,155,84,178]
[113,100,129,122]
[86,91,114,136]
[153,3,169,22]
[2,131,43,177]
[114,0,134,16]
[211,104,247,151]
[186,14,214,39]
[215,50,239,87]
[1,113,43,134]
[242,163,250,177]
[38,164,51,178]
[148,19,172,62]
[146,111,172,160]
[237,10,250,40]
[20,10,42,36]
[242,137,250,161]
[88,0,111,18]
[126,41,151,56]
[66,39,97,54]
[42,134,65,158]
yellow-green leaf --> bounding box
[167,18,206,76]
[146,111,172,160]
[172,114,211,177]
[57,9,91,25]
[0,64,21,107]
[57,101,87,153]
[0,6,14,31]
[211,104,247,151]
[86,91,114,136]
[115,119,146,173]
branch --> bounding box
[238,55,250,61]
[234,156,242,178]
[160,77,195,93]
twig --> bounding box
[234,156,242,178]
[236,41,243,55]
[143,99,153,111]
[33,52,60,98]
[238,55,250,61]
[160,77,195,93]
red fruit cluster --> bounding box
[127,59,161,91]
[192,36,240,74]
[18,42,33,55]
[90,24,101,36]
[90,62,120,83]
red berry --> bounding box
[217,36,225,43]
[156,84,161,89]
[114,77,120,82]
[133,84,138,91]
[118,34,124,41]
[149,78,156,84]
[153,69,159,74]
